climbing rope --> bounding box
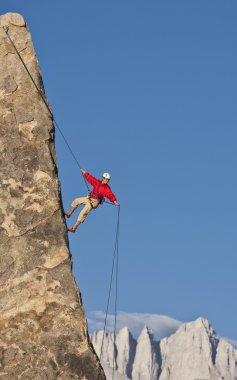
[3,26,121,379]
[3,25,118,204]
[112,205,120,380]
[3,25,89,193]
[97,205,120,380]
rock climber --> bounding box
[64,169,120,232]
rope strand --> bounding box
[97,206,120,380]
[112,205,120,379]
[3,26,89,192]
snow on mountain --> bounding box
[116,327,136,378]
[91,327,136,379]
[101,361,130,380]
[91,317,237,380]
[159,317,237,380]
[159,318,218,380]
[132,326,159,380]
[91,330,115,370]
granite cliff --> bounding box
[0,12,105,380]
[92,318,237,380]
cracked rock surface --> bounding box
[0,12,105,380]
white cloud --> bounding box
[88,310,182,340]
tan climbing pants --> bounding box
[71,197,99,224]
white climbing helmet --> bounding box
[102,172,111,180]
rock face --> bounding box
[92,327,136,379]
[92,318,237,380]
[0,12,105,380]
[159,318,237,380]
[131,326,159,380]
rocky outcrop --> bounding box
[0,12,105,379]
[159,318,237,380]
[92,318,237,380]
[132,326,159,380]
[92,327,136,379]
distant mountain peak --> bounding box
[91,317,237,380]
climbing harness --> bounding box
[87,195,98,209]
[3,26,121,380]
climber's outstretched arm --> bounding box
[80,168,98,186]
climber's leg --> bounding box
[64,208,75,218]
[68,198,99,232]
[64,196,88,218]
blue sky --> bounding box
[2,1,237,340]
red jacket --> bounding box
[84,172,117,203]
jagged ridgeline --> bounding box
[0,13,105,380]
[92,319,237,380]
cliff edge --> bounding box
[0,12,105,380]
